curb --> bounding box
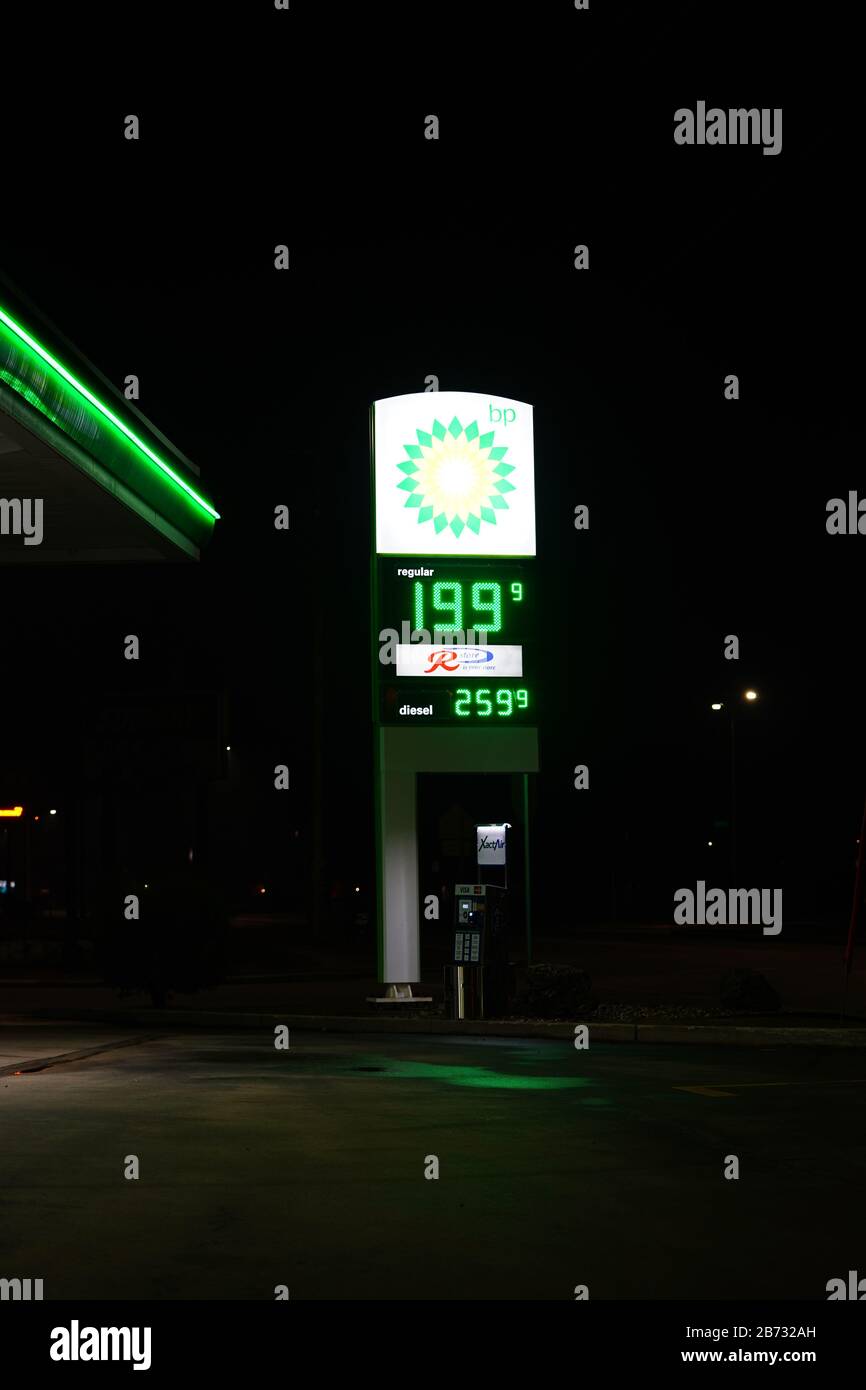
[0,972,372,988]
[0,1035,164,1078]
[12,1007,866,1047]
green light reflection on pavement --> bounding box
[356,1057,592,1091]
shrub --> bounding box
[512,963,596,1018]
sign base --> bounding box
[365,983,433,1005]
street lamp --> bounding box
[711,690,760,882]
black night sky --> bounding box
[1,8,861,928]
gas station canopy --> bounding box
[0,282,218,562]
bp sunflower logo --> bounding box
[396,415,516,537]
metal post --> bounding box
[843,791,866,976]
[310,594,325,938]
[729,711,737,884]
[24,811,32,906]
[523,773,532,965]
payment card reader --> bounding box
[453,883,487,965]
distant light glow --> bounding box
[744,689,758,701]
[711,702,723,711]
[0,806,24,817]
[49,808,57,815]
[0,304,220,521]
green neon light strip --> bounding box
[0,304,220,521]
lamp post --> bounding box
[712,690,759,883]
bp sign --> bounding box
[373,392,535,556]
[373,391,537,729]
[371,391,538,986]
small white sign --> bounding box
[395,645,523,677]
[477,824,509,866]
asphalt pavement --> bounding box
[2,1025,865,1299]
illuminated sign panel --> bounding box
[372,392,537,729]
[395,645,523,677]
[380,558,530,636]
[380,683,533,725]
[477,824,509,865]
[379,558,533,645]
[373,392,535,556]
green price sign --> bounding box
[380,683,532,725]
[379,560,532,643]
